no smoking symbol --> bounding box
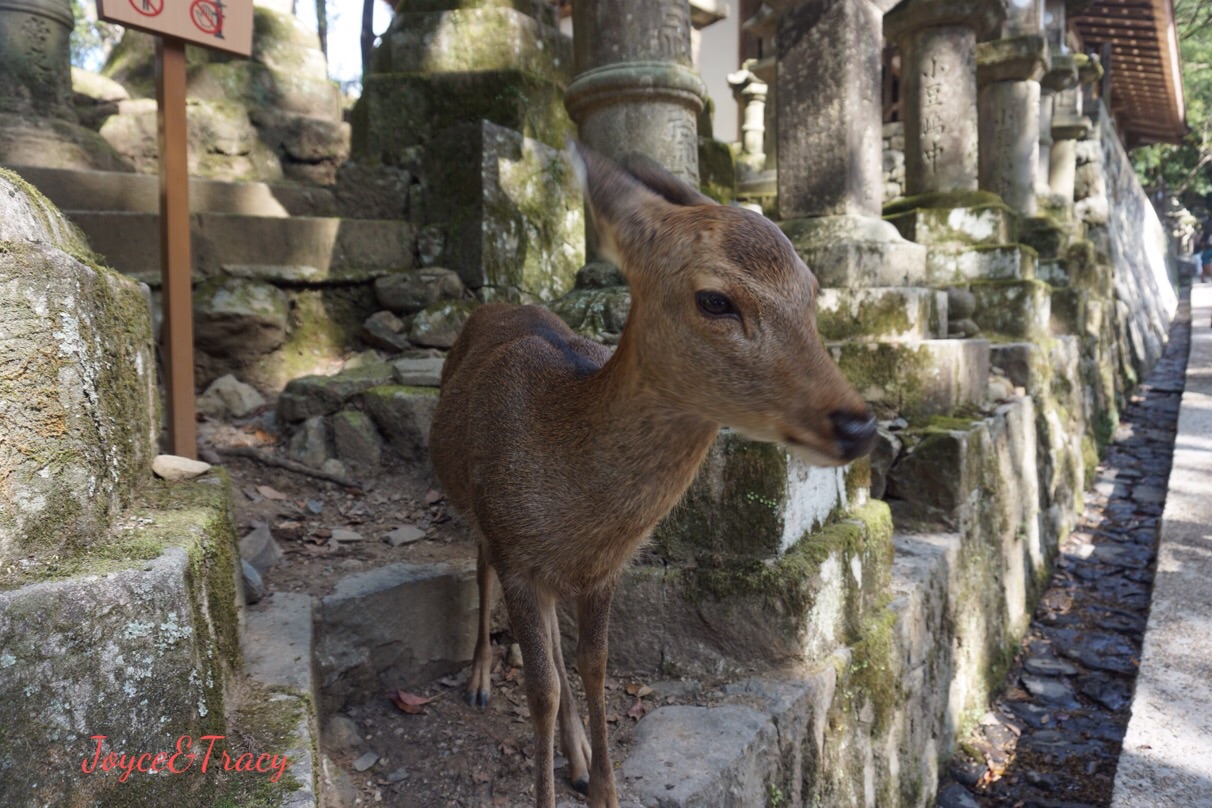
[129,0,163,16]
[190,0,226,37]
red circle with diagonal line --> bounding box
[129,0,163,16]
[190,0,224,35]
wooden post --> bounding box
[155,36,196,459]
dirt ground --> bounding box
[197,407,720,808]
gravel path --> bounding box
[937,287,1193,808]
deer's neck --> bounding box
[570,329,719,512]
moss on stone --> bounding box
[832,342,933,420]
[817,292,915,342]
[882,189,1006,217]
[845,597,898,734]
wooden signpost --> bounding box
[97,0,253,459]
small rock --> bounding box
[289,416,332,469]
[1020,674,1076,705]
[196,374,266,419]
[240,523,284,574]
[947,287,977,320]
[361,310,411,353]
[352,751,379,772]
[330,410,383,468]
[321,458,348,479]
[385,767,408,783]
[507,643,524,668]
[384,525,426,547]
[198,448,222,465]
[1023,655,1078,676]
[408,301,475,349]
[987,375,1016,401]
[152,454,212,481]
[241,560,266,604]
[936,783,980,808]
[374,267,465,315]
[332,528,365,542]
[391,357,445,387]
[323,714,365,754]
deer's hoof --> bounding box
[572,775,590,795]
[465,689,490,709]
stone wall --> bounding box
[1077,104,1177,381]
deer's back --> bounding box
[430,303,611,527]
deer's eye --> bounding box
[696,290,738,319]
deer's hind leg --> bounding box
[465,543,495,708]
[502,581,561,808]
[550,605,591,793]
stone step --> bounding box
[616,531,963,807]
[927,243,1038,284]
[0,477,243,806]
[817,287,948,342]
[887,201,1016,247]
[7,164,336,217]
[969,279,1053,340]
[237,592,320,807]
[829,338,991,420]
[313,560,479,714]
[63,211,415,285]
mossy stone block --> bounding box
[969,279,1052,340]
[816,288,946,343]
[653,431,864,562]
[422,121,584,302]
[698,137,736,204]
[0,177,157,563]
[353,70,574,163]
[362,385,440,463]
[549,283,632,345]
[0,476,241,805]
[277,362,397,423]
[831,339,990,421]
[381,7,571,83]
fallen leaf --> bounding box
[425,489,444,505]
[625,683,653,698]
[472,770,492,784]
[257,485,289,501]
[626,697,649,721]
[605,713,620,724]
[387,689,435,715]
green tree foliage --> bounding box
[70,0,123,73]
[1132,0,1212,204]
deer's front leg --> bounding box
[503,583,560,808]
[577,585,619,808]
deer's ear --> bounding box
[570,141,709,272]
[621,153,717,208]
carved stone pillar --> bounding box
[977,35,1048,215]
[885,0,1004,196]
[0,0,73,120]
[728,65,767,177]
[1037,54,1078,205]
[1049,53,1101,206]
[566,0,706,184]
[775,0,926,287]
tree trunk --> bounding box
[361,0,376,76]
[316,0,328,62]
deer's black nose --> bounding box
[831,410,877,460]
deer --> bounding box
[427,142,877,808]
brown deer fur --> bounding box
[428,144,876,808]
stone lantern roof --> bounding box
[1071,0,1188,146]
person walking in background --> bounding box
[1201,221,1212,282]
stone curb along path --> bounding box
[938,285,1194,808]
[1111,283,1212,807]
